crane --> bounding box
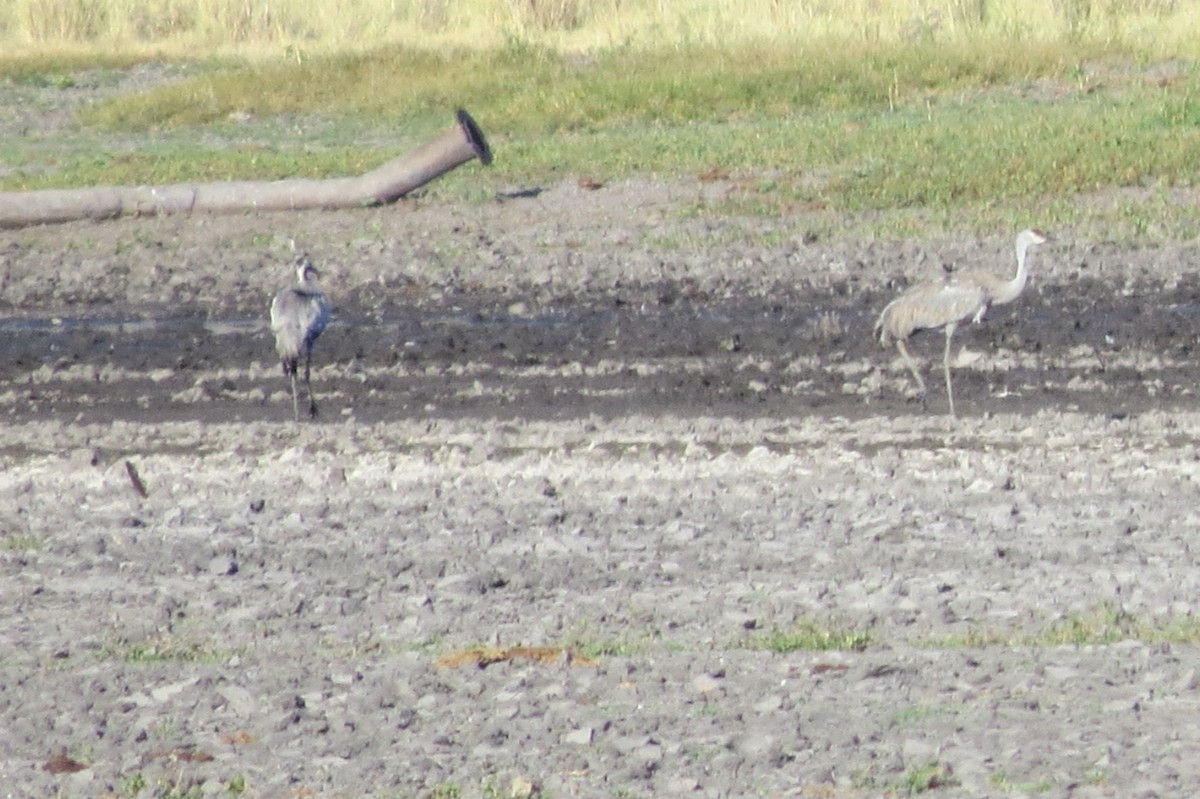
[874,228,1048,417]
[269,253,332,421]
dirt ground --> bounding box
[6,81,1200,796]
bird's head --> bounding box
[1021,228,1050,247]
[293,253,320,283]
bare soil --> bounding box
[5,75,1200,798]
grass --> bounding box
[988,770,1059,794]
[927,603,1200,649]
[890,704,952,727]
[2,51,1197,226]
[897,761,960,794]
[118,771,225,799]
[747,619,872,652]
[429,783,463,799]
[2,4,1200,238]
[70,38,1112,131]
[2,0,1198,55]
[101,632,235,664]
[432,604,1200,665]
[1,532,43,551]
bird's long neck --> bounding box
[989,237,1032,306]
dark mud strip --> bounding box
[3,278,1199,423]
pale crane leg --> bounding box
[289,372,300,422]
[942,323,957,418]
[304,350,318,419]
[895,339,927,408]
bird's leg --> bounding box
[895,339,927,406]
[304,350,319,419]
[289,372,300,423]
[943,322,957,418]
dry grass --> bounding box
[806,311,848,343]
[435,645,599,668]
[1,0,1198,58]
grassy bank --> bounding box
[1,2,1199,238]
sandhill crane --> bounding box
[874,228,1048,417]
[269,253,332,421]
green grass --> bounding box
[102,633,235,664]
[547,604,1200,662]
[2,37,1200,237]
[897,761,960,794]
[568,637,644,658]
[927,603,1200,649]
[74,39,1104,132]
[1,532,43,551]
[890,704,952,727]
[988,769,1059,795]
[748,620,872,652]
[429,783,463,799]
[0,51,150,81]
[118,770,225,799]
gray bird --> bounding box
[875,228,1048,417]
[269,254,332,421]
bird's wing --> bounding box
[878,282,986,341]
[268,289,290,330]
[270,288,330,356]
[272,289,329,329]
[925,283,988,325]
[949,269,1006,300]
[306,292,332,342]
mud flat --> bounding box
[4,182,1200,796]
